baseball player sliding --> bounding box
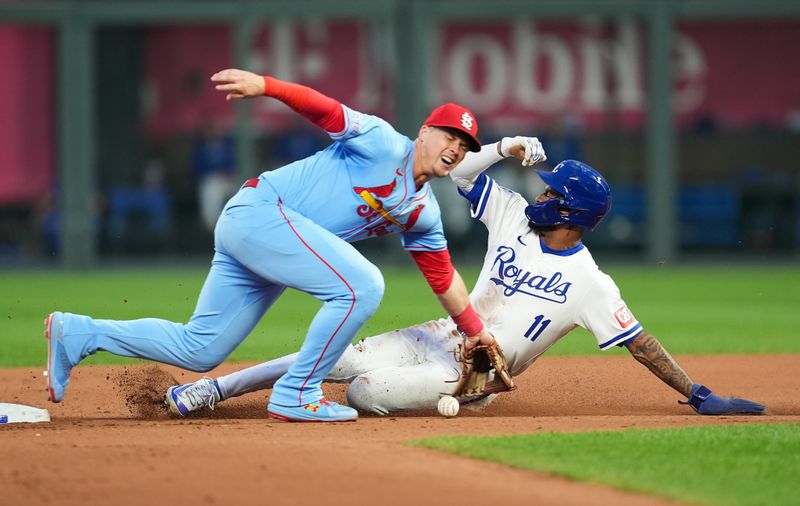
[165,142,765,417]
[44,68,499,422]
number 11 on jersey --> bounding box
[524,314,551,342]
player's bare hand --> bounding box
[464,328,495,350]
[211,68,265,101]
[501,136,547,166]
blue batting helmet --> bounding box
[524,160,612,230]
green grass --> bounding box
[598,265,800,355]
[0,266,452,367]
[3,265,797,505]
[411,423,800,506]
[1,265,798,366]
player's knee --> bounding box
[181,351,225,373]
[345,373,390,416]
[189,361,219,373]
[351,265,384,316]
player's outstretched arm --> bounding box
[625,331,693,397]
[211,68,344,132]
[625,331,765,415]
[408,250,493,348]
[436,269,494,348]
[450,137,546,191]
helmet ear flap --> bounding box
[524,199,567,228]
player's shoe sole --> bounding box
[44,311,72,403]
[267,398,358,422]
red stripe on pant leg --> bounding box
[277,201,357,405]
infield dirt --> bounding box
[2,354,798,506]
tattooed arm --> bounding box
[625,331,693,398]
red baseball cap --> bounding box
[423,103,481,152]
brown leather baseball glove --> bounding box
[452,337,516,400]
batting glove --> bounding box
[680,384,765,416]
[500,136,547,166]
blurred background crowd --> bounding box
[1,0,798,268]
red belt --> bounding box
[242,178,259,189]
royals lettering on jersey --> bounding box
[490,245,572,303]
[456,173,643,374]
[260,105,447,252]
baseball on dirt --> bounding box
[437,395,459,418]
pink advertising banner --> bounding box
[434,19,800,131]
[143,19,800,135]
[0,27,54,204]
[143,21,392,136]
[1,19,799,204]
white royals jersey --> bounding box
[460,174,643,376]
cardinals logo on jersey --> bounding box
[355,180,398,218]
[354,180,425,236]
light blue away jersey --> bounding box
[259,105,446,252]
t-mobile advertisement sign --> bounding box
[2,19,799,203]
[143,19,800,134]
[143,21,392,136]
[434,19,800,130]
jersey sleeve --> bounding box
[330,105,408,161]
[457,174,529,238]
[401,222,447,252]
[577,273,643,350]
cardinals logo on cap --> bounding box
[460,112,474,131]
